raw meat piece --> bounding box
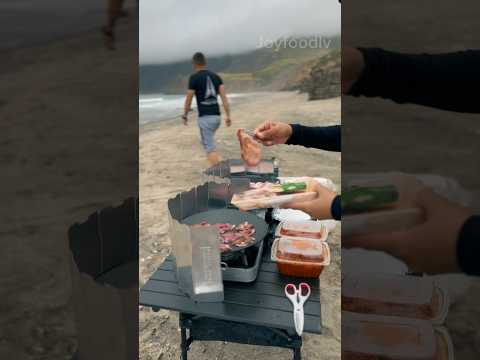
[276,237,325,262]
[231,182,316,211]
[237,129,262,166]
[190,221,256,253]
[271,238,330,278]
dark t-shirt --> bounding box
[188,69,223,117]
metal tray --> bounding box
[204,159,279,183]
[221,241,264,283]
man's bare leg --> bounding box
[207,151,221,166]
[102,0,126,50]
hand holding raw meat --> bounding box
[254,121,292,146]
[237,129,262,166]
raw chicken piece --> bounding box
[237,129,262,166]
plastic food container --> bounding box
[342,273,450,324]
[434,327,454,360]
[271,238,330,278]
[342,312,439,360]
[275,220,328,241]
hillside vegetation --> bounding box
[140,35,340,95]
[295,48,341,100]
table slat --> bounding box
[152,261,320,291]
[140,289,321,333]
[143,279,320,316]
[141,250,322,334]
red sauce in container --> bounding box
[272,238,330,278]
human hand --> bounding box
[225,117,232,127]
[342,47,365,94]
[343,186,472,274]
[281,179,337,220]
[254,121,292,146]
[182,114,188,126]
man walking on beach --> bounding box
[182,52,232,166]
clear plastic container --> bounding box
[342,313,453,360]
[342,312,437,360]
[271,238,330,278]
[275,220,328,240]
[434,327,454,360]
[277,237,325,262]
[342,273,450,324]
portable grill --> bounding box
[168,183,271,288]
[204,158,279,183]
[181,208,269,263]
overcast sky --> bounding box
[140,0,340,64]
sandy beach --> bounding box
[139,92,341,360]
[0,14,138,360]
[3,1,479,359]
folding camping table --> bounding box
[140,238,321,360]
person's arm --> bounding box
[347,48,480,114]
[254,122,341,151]
[183,75,196,125]
[218,84,231,127]
[330,195,341,221]
[182,90,194,125]
[457,215,480,275]
[286,124,341,152]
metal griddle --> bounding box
[181,208,269,263]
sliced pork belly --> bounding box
[237,129,262,166]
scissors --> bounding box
[285,283,311,336]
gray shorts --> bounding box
[198,115,221,153]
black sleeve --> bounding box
[349,48,480,114]
[331,195,341,221]
[188,75,196,90]
[286,124,341,152]
[457,215,480,276]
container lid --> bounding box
[343,273,433,305]
[270,238,330,266]
[276,237,326,263]
[276,220,327,240]
[342,312,436,359]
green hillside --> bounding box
[140,35,340,94]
